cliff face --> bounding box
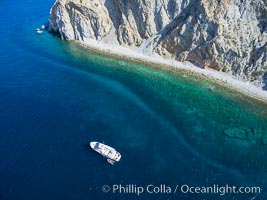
[49,0,267,87]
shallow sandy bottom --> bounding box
[75,39,267,103]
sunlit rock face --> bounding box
[49,0,267,87]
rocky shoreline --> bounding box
[71,38,267,102]
[48,0,267,102]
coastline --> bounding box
[73,39,267,103]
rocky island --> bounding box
[48,0,267,100]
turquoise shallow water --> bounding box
[0,0,267,199]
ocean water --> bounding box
[0,0,267,200]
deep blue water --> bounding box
[0,0,267,200]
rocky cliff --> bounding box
[49,0,267,88]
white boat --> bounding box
[36,29,43,34]
[90,142,121,163]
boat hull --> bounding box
[90,142,121,162]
